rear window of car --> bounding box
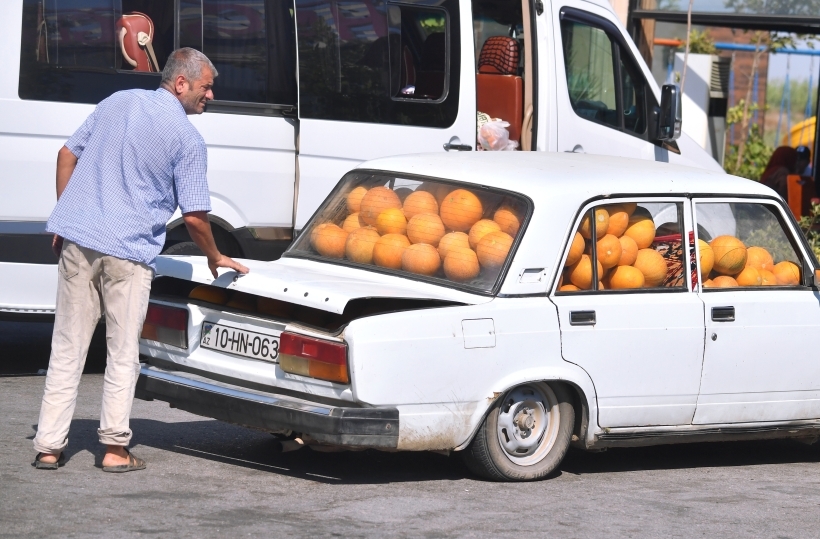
[285,171,531,294]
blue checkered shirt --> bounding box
[47,88,211,269]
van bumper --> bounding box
[135,365,399,448]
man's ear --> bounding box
[174,75,188,95]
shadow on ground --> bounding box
[48,416,820,485]
[0,321,107,375]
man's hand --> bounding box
[52,235,64,258]
[208,254,249,279]
[183,211,250,278]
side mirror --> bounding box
[657,84,682,142]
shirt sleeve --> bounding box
[64,107,99,159]
[173,138,212,214]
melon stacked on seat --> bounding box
[308,182,521,284]
[701,237,799,287]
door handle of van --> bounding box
[443,136,472,152]
[570,310,596,326]
[711,306,735,322]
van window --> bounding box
[560,17,648,139]
[18,0,296,107]
[295,0,460,127]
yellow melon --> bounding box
[604,204,631,237]
[310,223,348,258]
[493,206,521,236]
[189,285,229,305]
[440,189,484,232]
[567,254,603,290]
[559,284,580,292]
[745,246,774,271]
[711,275,739,288]
[605,265,645,289]
[773,260,800,285]
[345,227,381,264]
[617,235,639,266]
[342,212,365,233]
[372,234,410,269]
[468,219,501,249]
[624,209,655,249]
[376,208,407,235]
[736,266,762,286]
[760,269,777,286]
[596,234,623,269]
[402,243,441,276]
[407,213,446,246]
[257,297,294,318]
[702,278,715,288]
[403,190,439,220]
[418,182,451,205]
[710,236,747,275]
[698,239,714,279]
[438,232,470,260]
[476,231,514,269]
[359,186,402,226]
[633,248,667,288]
[346,186,368,213]
[443,247,480,282]
[579,208,610,240]
[566,232,585,267]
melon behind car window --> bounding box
[286,172,530,294]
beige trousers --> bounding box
[33,241,153,454]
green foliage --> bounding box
[764,78,818,145]
[799,202,820,261]
[686,29,717,55]
[724,124,773,181]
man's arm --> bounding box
[183,211,249,278]
[52,146,79,257]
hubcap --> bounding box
[496,384,560,466]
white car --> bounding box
[137,152,820,481]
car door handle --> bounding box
[570,310,596,326]
[443,136,472,152]
[711,306,735,322]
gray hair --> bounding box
[161,48,218,85]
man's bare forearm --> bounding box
[56,146,78,200]
[183,211,221,261]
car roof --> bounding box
[356,152,774,202]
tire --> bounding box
[161,241,203,256]
[462,382,575,481]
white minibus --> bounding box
[1,0,722,314]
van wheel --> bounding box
[162,241,203,256]
[462,382,574,481]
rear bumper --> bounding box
[135,365,399,448]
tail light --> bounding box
[279,332,349,384]
[141,303,188,349]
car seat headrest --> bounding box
[116,12,160,72]
[478,36,520,75]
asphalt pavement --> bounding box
[2,323,820,538]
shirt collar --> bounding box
[157,87,187,115]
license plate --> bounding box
[200,322,280,363]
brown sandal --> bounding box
[33,452,65,470]
[102,449,146,473]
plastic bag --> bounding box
[478,119,519,151]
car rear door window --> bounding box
[558,201,688,292]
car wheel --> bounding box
[162,241,203,256]
[462,382,574,481]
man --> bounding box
[32,48,248,472]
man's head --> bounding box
[160,48,218,115]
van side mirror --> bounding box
[657,84,682,142]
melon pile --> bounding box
[560,203,669,291]
[307,183,521,284]
[700,236,800,288]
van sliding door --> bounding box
[293,0,476,230]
